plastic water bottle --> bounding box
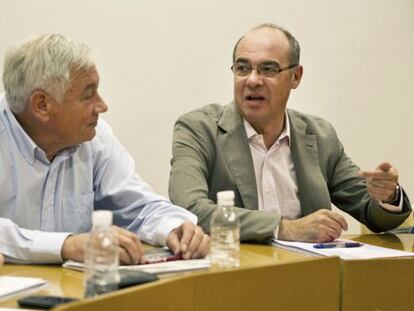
[84,211,120,298]
[209,190,240,268]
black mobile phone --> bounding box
[118,269,158,289]
[17,295,79,310]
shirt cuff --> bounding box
[273,224,280,240]
[28,230,72,263]
[378,188,403,213]
[153,214,197,246]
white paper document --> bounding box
[119,259,210,274]
[0,276,47,300]
[63,258,210,275]
[0,308,34,311]
[64,247,210,274]
[272,238,414,260]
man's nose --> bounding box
[95,97,108,114]
[246,69,264,87]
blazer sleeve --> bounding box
[326,124,411,232]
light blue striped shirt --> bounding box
[0,93,196,264]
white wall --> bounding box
[1,0,413,234]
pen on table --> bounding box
[313,242,363,249]
[143,253,184,265]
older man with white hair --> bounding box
[0,34,209,264]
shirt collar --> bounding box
[243,110,291,147]
[3,101,39,164]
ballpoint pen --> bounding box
[313,242,363,249]
[143,247,185,264]
[143,253,184,265]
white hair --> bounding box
[2,34,95,113]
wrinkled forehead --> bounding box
[65,65,99,95]
[235,28,291,64]
[69,65,99,83]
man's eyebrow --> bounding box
[260,60,280,66]
[234,58,281,66]
[85,83,98,90]
[234,58,249,64]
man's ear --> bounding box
[29,90,52,122]
[291,65,303,89]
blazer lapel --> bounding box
[288,110,328,216]
[217,103,258,210]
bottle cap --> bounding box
[217,190,235,202]
[92,210,113,228]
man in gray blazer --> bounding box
[169,23,411,243]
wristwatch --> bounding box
[384,184,401,206]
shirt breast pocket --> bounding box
[61,193,95,233]
[0,169,15,213]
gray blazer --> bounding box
[169,103,411,242]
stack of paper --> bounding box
[63,258,210,275]
[272,238,414,260]
[63,247,210,274]
[120,259,210,274]
[0,276,47,300]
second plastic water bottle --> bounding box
[84,210,120,298]
[209,190,240,268]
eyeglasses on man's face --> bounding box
[231,61,298,78]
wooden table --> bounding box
[341,233,414,311]
[1,244,340,311]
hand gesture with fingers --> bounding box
[166,222,210,259]
[111,226,146,265]
[278,209,348,243]
[61,226,146,265]
[358,162,399,203]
